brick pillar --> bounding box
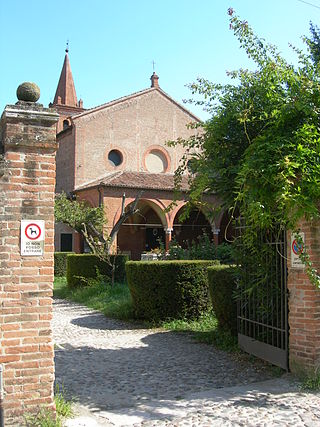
[0,92,58,425]
[287,219,320,375]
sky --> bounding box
[1,0,320,120]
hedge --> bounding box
[66,254,129,287]
[208,265,238,335]
[126,260,218,321]
[54,252,73,276]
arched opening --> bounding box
[63,119,70,130]
[117,200,167,260]
[172,207,212,248]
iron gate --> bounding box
[236,218,289,370]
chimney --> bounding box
[150,72,159,88]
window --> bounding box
[63,119,70,130]
[145,149,168,173]
[108,149,123,167]
[60,233,72,252]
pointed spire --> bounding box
[150,71,159,88]
[53,48,78,107]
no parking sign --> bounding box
[21,220,45,256]
[291,232,305,269]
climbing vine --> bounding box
[170,9,320,288]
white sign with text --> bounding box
[291,232,305,269]
[21,220,45,256]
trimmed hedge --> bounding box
[126,260,218,321]
[208,265,238,335]
[67,254,129,288]
[54,252,73,276]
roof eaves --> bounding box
[71,87,155,121]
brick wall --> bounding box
[287,219,320,374]
[0,100,58,425]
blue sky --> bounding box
[1,0,320,120]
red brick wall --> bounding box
[287,219,320,374]
[61,89,200,190]
[55,127,75,194]
[0,101,58,425]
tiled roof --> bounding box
[75,171,190,192]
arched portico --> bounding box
[171,205,213,248]
[117,199,169,260]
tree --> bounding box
[55,191,142,285]
[170,9,320,286]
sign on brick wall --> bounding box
[21,220,45,256]
[291,231,305,268]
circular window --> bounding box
[145,149,168,173]
[108,149,123,167]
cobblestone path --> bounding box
[53,299,320,426]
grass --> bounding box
[24,384,73,427]
[54,276,135,320]
[300,369,320,391]
[54,276,238,352]
[161,312,239,352]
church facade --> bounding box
[52,50,225,259]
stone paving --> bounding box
[53,299,320,426]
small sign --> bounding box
[291,232,305,269]
[21,220,45,256]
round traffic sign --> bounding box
[292,239,303,256]
[25,223,41,240]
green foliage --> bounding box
[161,311,238,352]
[300,368,320,391]
[160,234,234,264]
[55,193,104,236]
[216,243,234,264]
[54,276,134,320]
[208,265,238,335]
[24,384,72,427]
[126,260,218,321]
[24,409,61,427]
[54,252,73,277]
[54,384,73,418]
[66,254,128,288]
[171,9,320,287]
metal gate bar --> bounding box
[236,220,288,370]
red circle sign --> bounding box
[292,239,303,256]
[25,223,41,240]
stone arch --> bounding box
[172,205,213,248]
[117,198,169,260]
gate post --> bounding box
[287,219,320,375]
[0,84,59,425]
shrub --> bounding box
[54,252,73,276]
[126,260,218,321]
[66,254,128,288]
[215,242,234,264]
[208,265,238,335]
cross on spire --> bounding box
[66,39,69,53]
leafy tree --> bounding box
[305,22,320,65]
[170,9,320,286]
[55,192,142,285]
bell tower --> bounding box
[50,45,84,132]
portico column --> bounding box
[164,227,173,251]
[211,224,220,246]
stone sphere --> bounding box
[16,82,40,102]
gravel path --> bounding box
[53,298,320,426]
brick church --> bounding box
[52,49,227,259]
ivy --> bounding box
[170,9,320,288]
